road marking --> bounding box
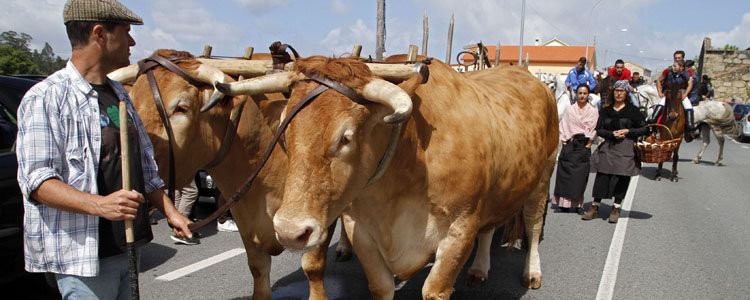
[156,248,246,281]
[596,175,639,300]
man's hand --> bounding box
[95,189,144,221]
[146,189,194,239]
[566,83,571,89]
[169,213,194,239]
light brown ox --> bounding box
[114,49,338,300]
[217,56,559,299]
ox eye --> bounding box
[340,135,351,146]
[172,101,189,115]
[333,129,355,155]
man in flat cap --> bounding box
[16,0,193,298]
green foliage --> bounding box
[0,45,40,74]
[0,31,66,75]
[722,44,739,51]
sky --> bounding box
[0,0,748,74]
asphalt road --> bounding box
[9,136,750,299]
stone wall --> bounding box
[702,49,750,103]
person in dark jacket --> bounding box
[582,80,649,223]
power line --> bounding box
[604,49,670,61]
[525,2,581,45]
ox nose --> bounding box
[273,217,320,250]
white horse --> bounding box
[632,84,660,118]
[691,100,739,165]
[553,75,600,120]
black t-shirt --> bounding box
[93,83,152,258]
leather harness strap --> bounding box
[305,72,371,105]
[138,59,178,201]
[202,100,246,169]
[137,53,235,204]
[269,41,300,71]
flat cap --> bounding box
[63,0,143,25]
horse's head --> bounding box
[663,80,684,121]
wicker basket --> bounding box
[635,124,682,163]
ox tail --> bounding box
[501,211,526,253]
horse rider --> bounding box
[648,59,696,142]
[565,57,597,104]
[607,59,639,108]
[630,71,645,88]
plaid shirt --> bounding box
[16,61,164,276]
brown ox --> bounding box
[218,56,559,299]
[117,49,336,300]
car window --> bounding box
[734,105,750,115]
[0,76,38,154]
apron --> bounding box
[554,134,591,199]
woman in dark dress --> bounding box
[553,84,598,213]
[582,80,649,223]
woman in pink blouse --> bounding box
[553,84,599,213]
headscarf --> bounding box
[613,80,631,93]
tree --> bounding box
[31,43,66,74]
[0,45,41,74]
[0,31,66,75]
[722,44,739,51]
[0,31,32,52]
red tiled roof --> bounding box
[461,45,595,63]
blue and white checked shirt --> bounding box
[16,61,164,276]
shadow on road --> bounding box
[268,230,531,299]
[582,202,653,221]
[140,243,178,272]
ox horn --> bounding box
[361,78,413,124]
[194,64,231,112]
[214,71,306,96]
[107,64,139,83]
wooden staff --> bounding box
[119,101,140,300]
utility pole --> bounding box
[376,0,386,61]
[445,13,454,64]
[422,10,428,56]
[518,0,526,66]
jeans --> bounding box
[55,251,139,300]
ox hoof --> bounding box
[715,162,722,166]
[656,177,662,181]
[522,272,542,289]
[671,177,679,182]
[334,249,353,262]
[692,159,699,164]
[465,273,488,287]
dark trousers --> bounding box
[592,172,631,203]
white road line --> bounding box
[595,175,639,300]
[156,248,246,281]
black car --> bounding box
[0,74,58,295]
